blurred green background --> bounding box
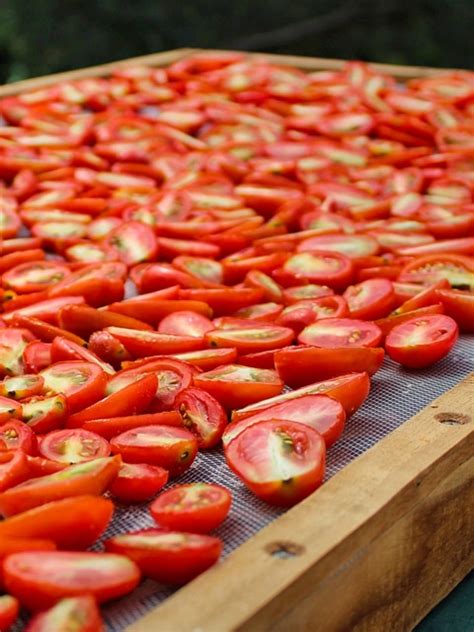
[0,0,473,83]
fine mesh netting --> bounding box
[11,334,474,631]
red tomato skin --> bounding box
[0,420,38,454]
[343,278,395,320]
[298,318,383,349]
[23,341,52,373]
[0,397,23,424]
[150,483,232,533]
[40,361,108,414]
[225,419,326,506]
[0,495,114,550]
[110,425,198,477]
[175,388,227,449]
[0,451,30,492]
[435,289,474,332]
[24,595,103,632]
[158,311,215,337]
[109,462,169,504]
[4,551,140,611]
[105,528,222,585]
[0,538,57,591]
[385,314,458,368]
[0,594,19,631]
[275,346,385,387]
[38,429,111,465]
[82,411,182,440]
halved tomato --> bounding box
[193,364,284,410]
[276,251,353,290]
[385,314,458,368]
[40,361,107,414]
[38,429,111,464]
[4,551,140,610]
[205,325,294,355]
[175,388,227,449]
[81,411,182,440]
[282,284,334,305]
[398,254,474,290]
[298,318,383,348]
[158,311,215,338]
[343,278,395,319]
[107,220,159,266]
[0,397,22,424]
[0,374,44,400]
[0,328,35,377]
[277,296,349,333]
[110,425,198,477]
[23,596,103,632]
[225,419,325,506]
[150,483,231,533]
[434,288,474,333]
[0,420,37,454]
[22,394,68,434]
[104,327,205,357]
[2,261,71,294]
[105,528,222,585]
[0,451,30,492]
[109,462,169,504]
[171,347,238,371]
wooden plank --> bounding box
[127,373,473,632]
[0,48,192,98]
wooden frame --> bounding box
[2,49,473,632]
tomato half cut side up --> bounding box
[3,551,140,611]
[175,387,227,449]
[105,528,222,585]
[298,318,383,348]
[385,314,458,368]
[40,361,108,414]
[22,596,103,632]
[109,462,169,504]
[0,420,37,454]
[38,429,111,464]
[225,419,326,506]
[150,483,232,533]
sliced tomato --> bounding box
[434,288,474,333]
[193,364,284,410]
[48,263,126,307]
[0,420,37,454]
[2,261,71,294]
[38,429,111,464]
[22,394,68,434]
[244,270,284,303]
[150,483,231,533]
[40,361,107,414]
[175,387,227,449]
[385,314,458,368]
[0,451,30,492]
[0,595,19,631]
[105,528,222,585]
[178,287,264,316]
[0,456,120,517]
[105,327,205,357]
[376,303,445,339]
[205,325,294,355]
[10,314,86,347]
[282,284,334,305]
[110,425,198,477]
[0,396,22,424]
[225,419,325,506]
[24,596,103,632]
[106,221,159,266]
[171,347,238,371]
[275,346,384,387]
[50,336,115,376]
[0,538,57,590]
[108,298,213,325]
[343,278,395,319]
[276,251,353,290]
[158,311,215,337]
[398,254,474,290]
[0,375,43,401]
[298,318,383,348]
[223,393,345,448]
[234,302,284,322]
[297,234,379,258]
[82,411,182,440]
[66,373,158,428]
[58,303,153,339]
[277,296,349,333]
[0,495,113,550]
[3,296,85,326]
[109,462,169,504]
[0,328,35,377]
[392,279,449,315]
[4,551,140,610]
[88,330,132,368]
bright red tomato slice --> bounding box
[0,420,37,454]
[0,451,30,492]
[110,425,198,477]
[105,528,222,585]
[0,595,19,631]
[298,318,383,348]
[297,234,379,258]
[0,328,35,377]
[276,251,353,290]
[0,397,22,424]
[22,394,68,434]
[276,296,349,334]
[24,596,103,632]
[0,456,121,517]
[225,419,326,506]
[174,387,227,449]
[4,551,140,611]
[223,393,345,448]
[171,347,238,371]
[109,462,169,504]
[81,411,181,440]
[150,483,231,533]
[385,314,458,368]
[275,346,384,387]
[106,220,159,265]
[282,284,334,305]
[193,364,284,410]
[2,261,71,294]
[105,326,205,357]
[38,429,110,464]
[398,254,474,290]
[205,325,294,355]
[435,288,474,332]
[343,278,395,319]
[158,310,215,337]
[0,374,44,400]
[40,361,107,413]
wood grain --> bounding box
[127,374,473,632]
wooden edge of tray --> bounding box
[127,372,473,632]
[1,48,471,631]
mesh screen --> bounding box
[11,334,473,630]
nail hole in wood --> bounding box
[435,412,470,426]
[265,541,305,559]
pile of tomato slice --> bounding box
[0,51,473,630]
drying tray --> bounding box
[2,49,473,632]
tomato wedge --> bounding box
[105,528,222,585]
[150,483,231,533]
[298,318,383,348]
[38,429,111,464]
[2,261,70,294]
[105,327,205,357]
[276,251,353,290]
[22,394,68,434]
[205,325,294,355]
[0,420,37,454]
[110,462,169,504]
[343,278,395,319]
[4,551,140,611]
[158,311,215,337]
[0,456,121,517]
[385,314,458,368]
[434,288,474,333]
[24,596,103,632]
[0,396,22,424]
[225,419,326,506]
[110,425,198,477]
[40,361,107,413]
[0,451,30,492]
